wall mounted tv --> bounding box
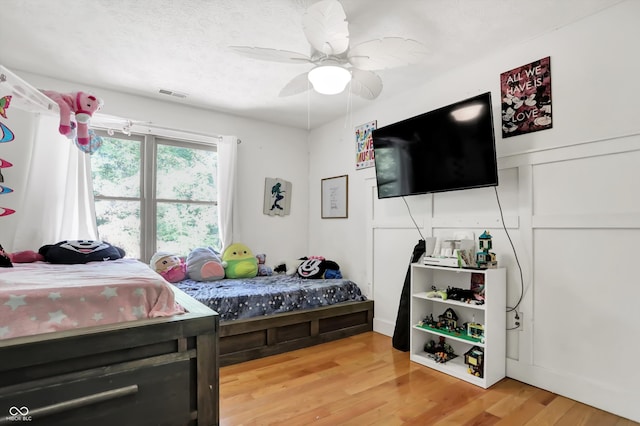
[372,92,498,199]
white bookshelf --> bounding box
[409,264,506,388]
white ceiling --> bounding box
[0,0,622,130]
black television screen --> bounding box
[372,92,498,199]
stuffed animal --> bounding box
[0,243,12,267]
[273,258,304,275]
[150,251,187,283]
[297,256,342,279]
[10,250,45,263]
[186,247,226,281]
[0,244,50,265]
[41,90,103,145]
[39,240,125,264]
[255,253,273,276]
[221,242,258,279]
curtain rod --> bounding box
[92,113,241,144]
[137,123,242,144]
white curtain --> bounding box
[216,135,238,251]
[12,114,97,251]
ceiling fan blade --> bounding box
[348,38,428,70]
[279,72,312,97]
[349,68,383,100]
[302,0,349,56]
[229,46,312,64]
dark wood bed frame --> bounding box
[218,299,374,366]
[0,288,219,426]
[0,290,373,425]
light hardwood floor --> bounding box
[220,332,638,425]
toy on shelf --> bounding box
[476,230,498,269]
[438,308,458,329]
[40,90,103,145]
[466,322,485,342]
[417,310,484,343]
[425,286,447,300]
[424,336,456,363]
[446,286,484,305]
[464,346,485,377]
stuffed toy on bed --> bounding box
[0,243,12,267]
[186,247,226,281]
[255,253,273,276]
[39,240,125,264]
[150,251,187,283]
[221,242,258,279]
[297,256,342,279]
[273,258,304,275]
[40,90,103,145]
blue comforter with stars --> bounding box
[175,274,367,321]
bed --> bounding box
[0,259,219,426]
[175,274,374,366]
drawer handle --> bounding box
[2,384,138,423]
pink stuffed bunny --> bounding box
[41,90,103,145]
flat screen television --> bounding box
[372,92,498,199]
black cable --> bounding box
[403,196,425,240]
[494,186,524,314]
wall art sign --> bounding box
[355,120,376,170]
[500,56,552,138]
[263,177,291,216]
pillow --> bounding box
[186,247,226,281]
[221,242,258,279]
[39,240,125,264]
[297,257,342,279]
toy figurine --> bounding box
[424,336,456,363]
[426,286,447,300]
[476,230,497,268]
[466,322,485,341]
[438,308,458,329]
[464,346,484,377]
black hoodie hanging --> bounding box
[392,239,426,351]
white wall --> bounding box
[308,0,640,422]
[4,70,310,266]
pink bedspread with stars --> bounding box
[0,258,184,340]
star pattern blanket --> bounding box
[0,259,184,340]
[175,274,367,321]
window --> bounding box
[91,131,219,262]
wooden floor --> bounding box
[220,332,637,426]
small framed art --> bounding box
[263,177,291,216]
[321,174,348,219]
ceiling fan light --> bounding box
[308,65,351,95]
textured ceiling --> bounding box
[0,0,622,129]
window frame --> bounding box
[92,130,217,262]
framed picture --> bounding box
[321,174,348,219]
[263,177,291,216]
[500,56,552,138]
[355,120,376,170]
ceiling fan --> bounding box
[230,0,428,99]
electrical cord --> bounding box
[494,186,524,317]
[401,188,523,328]
[403,196,425,240]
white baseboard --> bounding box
[373,318,394,337]
[507,359,639,423]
